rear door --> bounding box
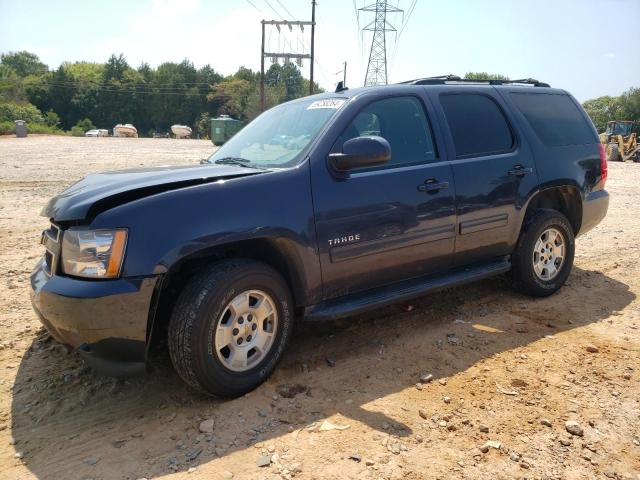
[427,87,538,266]
[310,93,457,299]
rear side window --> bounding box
[510,93,596,147]
[440,93,514,158]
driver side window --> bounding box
[336,96,437,170]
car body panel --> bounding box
[90,164,324,305]
[42,163,263,221]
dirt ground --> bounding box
[0,136,638,480]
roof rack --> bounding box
[399,75,550,88]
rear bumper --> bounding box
[578,189,609,237]
[30,258,159,376]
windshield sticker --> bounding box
[307,99,346,110]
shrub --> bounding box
[0,101,44,123]
[43,110,60,127]
[70,126,85,137]
[0,120,66,136]
[28,123,66,135]
[0,120,15,135]
[69,118,95,137]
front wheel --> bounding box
[168,259,294,397]
[607,143,622,162]
[511,209,575,297]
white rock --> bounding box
[565,420,583,436]
[199,418,214,433]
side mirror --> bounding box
[328,136,391,173]
[199,158,209,165]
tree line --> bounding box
[1,52,638,138]
[0,51,321,137]
[582,88,640,134]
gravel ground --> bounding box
[0,136,638,480]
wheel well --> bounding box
[525,186,582,235]
[147,238,307,353]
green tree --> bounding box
[2,51,318,136]
[43,110,60,127]
[464,72,510,81]
[0,101,44,123]
[1,51,47,77]
[619,87,640,123]
[196,112,210,139]
[0,64,23,102]
[208,78,253,120]
[582,96,623,133]
[70,117,95,136]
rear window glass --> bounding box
[510,93,596,147]
[440,93,514,158]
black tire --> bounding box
[607,143,622,162]
[168,259,294,397]
[511,209,575,297]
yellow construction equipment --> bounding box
[599,121,639,162]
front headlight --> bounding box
[61,229,127,279]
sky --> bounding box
[1,0,638,102]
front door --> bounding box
[310,94,457,299]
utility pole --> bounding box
[359,1,402,86]
[259,3,316,112]
[310,0,316,95]
[260,21,266,113]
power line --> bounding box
[245,0,262,13]
[275,0,295,19]
[396,0,417,40]
[6,79,216,92]
[262,0,285,20]
[22,82,207,96]
[390,0,417,70]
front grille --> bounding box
[41,223,61,276]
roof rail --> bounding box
[399,75,550,88]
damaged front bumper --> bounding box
[30,257,159,376]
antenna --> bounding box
[359,1,403,86]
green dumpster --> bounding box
[210,115,245,146]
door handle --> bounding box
[418,179,449,193]
[508,165,533,176]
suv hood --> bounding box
[43,163,263,222]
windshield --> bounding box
[607,122,633,136]
[207,97,346,168]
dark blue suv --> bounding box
[31,77,609,397]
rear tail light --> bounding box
[598,143,607,188]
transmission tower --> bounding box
[359,1,403,86]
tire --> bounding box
[607,143,622,162]
[511,209,575,297]
[168,259,294,397]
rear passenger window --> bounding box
[510,93,596,147]
[440,93,514,158]
[336,96,437,169]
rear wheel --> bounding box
[511,209,575,297]
[168,259,294,397]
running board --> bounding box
[304,258,511,321]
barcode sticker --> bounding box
[307,99,346,110]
